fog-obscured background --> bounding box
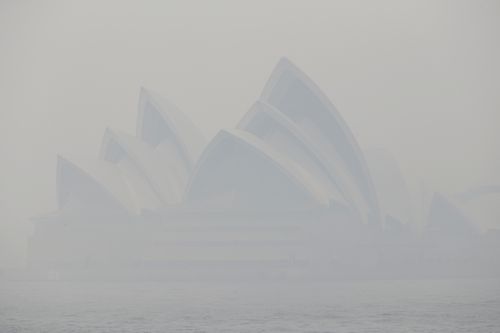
[1,0,499,268]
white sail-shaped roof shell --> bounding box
[364,148,414,225]
[136,88,205,169]
[185,129,332,213]
[261,58,380,223]
[99,129,169,208]
[238,101,348,208]
[426,193,479,236]
[101,127,198,206]
[51,62,381,220]
[56,155,133,217]
[55,88,208,218]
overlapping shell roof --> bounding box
[55,58,381,223]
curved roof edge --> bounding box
[426,192,480,234]
[238,100,352,208]
[136,87,206,169]
[260,57,381,223]
[56,155,130,213]
[99,127,167,205]
[364,148,414,226]
[185,128,332,208]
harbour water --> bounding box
[1,278,499,332]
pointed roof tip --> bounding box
[278,56,291,63]
[138,86,146,98]
[56,154,84,170]
[99,127,116,157]
[237,100,282,129]
[56,154,72,166]
[274,56,297,72]
[137,86,178,112]
[103,126,114,136]
[56,155,68,174]
[139,87,171,107]
[103,126,131,139]
[278,56,292,65]
[136,86,205,150]
[139,86,163,98]
[261,57,308,100]
[138,86,154,101]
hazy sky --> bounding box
[1,0,499,265]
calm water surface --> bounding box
[1,279,499,332]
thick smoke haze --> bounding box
[1,2,500,332]
[1,0,499,271]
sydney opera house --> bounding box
[29,58,500,280]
